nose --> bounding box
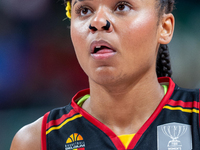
[89,20,111,31]
[89,8,113,33]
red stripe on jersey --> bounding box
[41,111,50,150]
[46,89,90,130]
[72,104,126,149]
[72,77,176,150]
[78,148,85,150]
[199,89,200,128]
[167,99,199,109]
[46,109,78,130]
[71,89,125,149]
[127,77,175,149]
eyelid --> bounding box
[75,5,93,16]
[74,1,133,17]
[114,1,133,10]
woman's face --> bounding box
[70,0,163,87]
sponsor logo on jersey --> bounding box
[65,133,85,150]
[157,123,192,150]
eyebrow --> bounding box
[73,0,93,7]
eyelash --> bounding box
[115,1,133,11]
[75,5,92,16]
[75,1,132,16]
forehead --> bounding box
[71,0,157,6]
[71,0,92,6]
[70,0,159,12]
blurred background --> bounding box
[0,0,200,149]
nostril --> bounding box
[102,20,111,30]
[89,24,97,31]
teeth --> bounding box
[96,46,101,49]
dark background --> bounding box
[0,0,200,149]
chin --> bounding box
[89,72,125,87]
[87,65,126,85]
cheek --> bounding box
[71,20,88,47]
[122,12,158,52]
[119,13,159,68]
[70,21,90,71]
[129,14,158,44]
[71,20,89,55]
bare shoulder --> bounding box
[10,116,43,150]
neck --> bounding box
[82,74,164,135]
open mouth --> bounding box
[90,40,116,59]
[93,46,112,54]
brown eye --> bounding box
[75,5,92,17]
[81,8,90,15]
[115,2,132,12]
[118,4,125,11]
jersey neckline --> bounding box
[71,77,175,149]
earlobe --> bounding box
[159,13,175,44]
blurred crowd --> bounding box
[0,0,88,109]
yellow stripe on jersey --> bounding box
[163,106,199,114]
[118,134,135,149]
[46,114,82,135]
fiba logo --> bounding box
[157,123,192,150]
[161,125,187,150]
[65,133,85,150]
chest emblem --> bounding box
[65,133,85,150]
[157,123,192,150]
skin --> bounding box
[10,0,174,149]
[71,0,174,134]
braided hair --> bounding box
[156,44,172,77]
[156,0,175,77]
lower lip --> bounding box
[91,49,116,60]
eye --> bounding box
[81,7,92,16]
[115,2,132,12]
[75,6,92,17]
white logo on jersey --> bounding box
[157,123,192,150]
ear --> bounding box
[158,13,175,44]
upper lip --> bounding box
[90,40,116,54]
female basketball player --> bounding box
[10,0,200,149]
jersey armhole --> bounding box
[41,111,50,150]
[199,89,200,129]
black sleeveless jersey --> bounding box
[41,77,200,150]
